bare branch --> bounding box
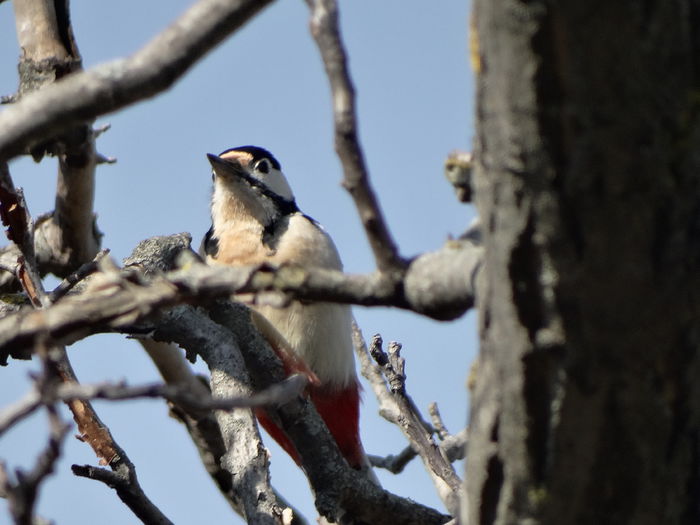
[305,0,405,274]
[0,345,300,522]
[440,429,468,463]
[353,322,401,421]
[9,0,103,275]
[0,163,47,306]
[0,233,455,522]
[58,375,307,409]
[370,430,467,476]
[205,303,451,523]
[0,172,172,523]
[146,301,450,524]
[0,0,276,161]
[71,463,173,525]
[95,151,117,164]
[0,232,480,363]
[35,136,101,274]
[355,329,462,515]
[0,376,307,437]
[0,390,41,439]
[145,305,293,524]
[429,402,451,441]
[47,248,109,302]
[368,446,417,474]
[0,408,70,525]
[166,401,309,525]
[45,349,172,524]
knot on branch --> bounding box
[17,56,82,97]
[444,151,473,203]
[123,233,194,275]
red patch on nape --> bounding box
[256,382,363,469]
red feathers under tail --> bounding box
[256,382,363,469]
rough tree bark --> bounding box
[466,2,700,524]
[11,0,101,276]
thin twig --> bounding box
[305,0,405,274]
[0,376,307,437]
[0,408,70,525]
[70,462,173,525]
[370,429,468,475]
[429,402,451,441]
[0,390,42,438]
[47,248,109,302]
[57,374,307,409]
[368,446,417,474]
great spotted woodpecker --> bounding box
[203,146,372,474]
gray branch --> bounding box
[11,0,97,277]
[0,232,481,363]
[0,376,307,438]
[0,0,275,161]
[96,233,452,523]
[305,0,405,274]
[150,306,286,524]
[128,302,448,523]
[355,331,462,515]
[0,164,172,524]
[70,463,173,525]
[125,234,308,524]
[201,303,451,524]
[0,232,451,523]
[369,429,467,476]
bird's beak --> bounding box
[207,153,244,178]
[206,153,222,166]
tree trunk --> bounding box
[466,2,700,524]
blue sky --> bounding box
[0,1,476,522]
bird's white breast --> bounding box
[212,213,357,388]
[261,214,356,388]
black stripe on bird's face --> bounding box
[207,151,301,250]
[207,153,297,212]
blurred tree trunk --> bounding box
[466,2,700,524]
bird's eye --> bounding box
[254,159,270,174]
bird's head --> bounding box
[207,146,297,226]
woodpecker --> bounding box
[203,145,370,473]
